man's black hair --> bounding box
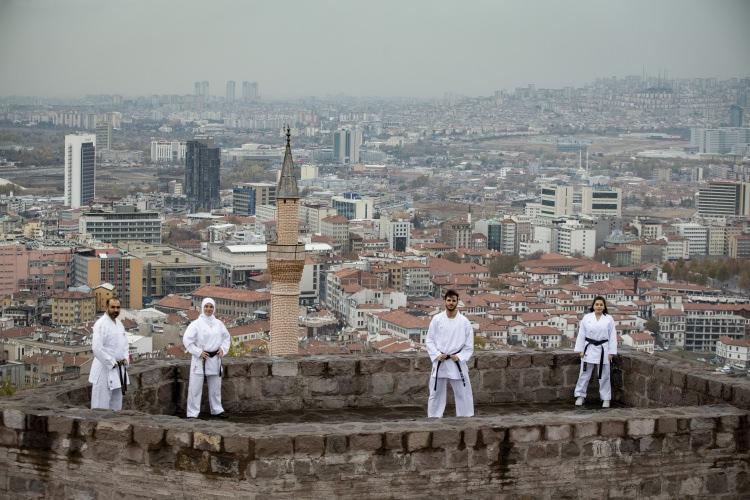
[444,289,459,300]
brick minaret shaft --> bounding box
[267,127,305,356]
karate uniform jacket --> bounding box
[88,314,130,390]
[426,311,474,379]
[574,312,617,365]
[183,315,230,376]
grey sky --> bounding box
[1,0,748,98]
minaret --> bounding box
[267,127,305,355]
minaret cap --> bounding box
[277,125,299,199]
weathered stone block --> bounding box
[412,450,444,470]
[462,428,478,447]
[686,374,708,393]
[383,358,411,373]
[445,447,469,468]
[406,431,431,452]
[369,373,394,395]
[599,421,625,438]
[531,353,554,367]
[248,360,270,377]
[358,358,384,374]
[481,370,504,389]
[223,434,252,455]
[526,443,561,465]
[210,454,240,476]
[521,369,542,388]
[193,431,222,452]
[509,355,531,368]
[0,428,17,446]
[271,359,298,377]
[293,434,324,456]
[479,427,505,446]
[96,420,132,442]
[476,354,509,370]
[574,422,598,439]
[308,377,338,395]
[545,424,571,441]
[561,441,580,458]
[384,431,403,450]
[176,449,210,473]
[509,426,540,443]
[298,359,326,376]
[262,377,297,397]
[689,417,716,431]
[166,429,192,448]
[413,356,432,371]
[223,363,247,378]
[715,432,735,449]
[327,359,357,376]
[47,415,74,435]
[325,434,347,454]
[349,433,382,451]
[431,429,461,449]
[255,435,292,457]
[76,419,97,437]
[690,430,713,450]
[141,368,164,386]
[656,417,677,434]
[719,415,741,431]
[731,385,750,410]
[133,425,164,447]
[2,409,24,430]
[393,376,426,397]
[705,472,728,494]
[627,419,655,437]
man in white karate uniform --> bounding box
[426,289,475,418]
[89,298,130,411]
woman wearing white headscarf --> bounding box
[183,298,231,418]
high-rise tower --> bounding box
[64,134,96,209]
[184,140,220,212]
[267,128,305,355]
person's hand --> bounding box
[579,352,584,358]
[608,354,614,362]
[200,351,209,360]
[450,354,460,362]
[437,353,448,361]
[218,349,225,358]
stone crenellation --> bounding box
[0,351,748,499]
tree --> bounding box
[526,339,538,349]
[0,380,16,397]
[645,318,660,335]
[489,255,519,275]
[443,252,462,263]
[474,336,487,350]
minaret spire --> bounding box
[277,125,299,199]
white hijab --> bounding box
[200,297,217,326]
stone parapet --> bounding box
[1,352,749,498]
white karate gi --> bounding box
[183,298,231,418]
[573,312,617,402]
[425,310,475,418]
[89,314,130,411]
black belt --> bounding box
[582,337,608,380]
[116,360,128,395]
[434,350,465,391]
[202,349,222,385]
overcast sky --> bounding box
[1,0,748,99]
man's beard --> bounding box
[108,311,119,320]
[446,304,457,311]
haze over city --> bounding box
[1,0,749,98]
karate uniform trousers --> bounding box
[573,312,617,402]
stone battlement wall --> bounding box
[1,351,748,499]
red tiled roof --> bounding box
[192,286,270,303]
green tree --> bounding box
[645,318,660,335]
[474,336,487,350]
[0,380,16,396]
[489,255,519,275]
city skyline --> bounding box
[1,0,749,99]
